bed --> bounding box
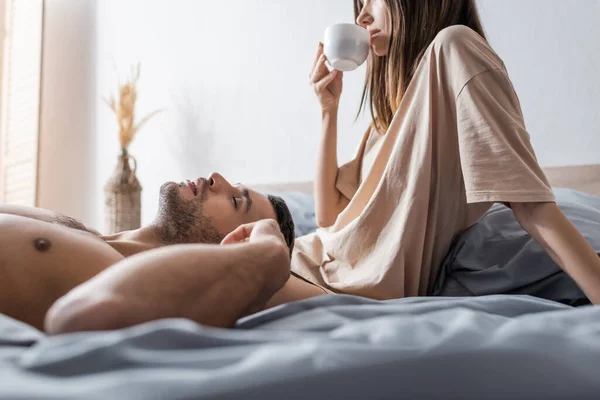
[1,165,599,399]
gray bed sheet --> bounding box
[1,295,600,399]
[433,189,600,305]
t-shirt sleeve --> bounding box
[456,68,555,204]
[335,158,361,201]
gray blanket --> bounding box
[433,189,600,305]
[1,295,600,399]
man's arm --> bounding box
[45,221,290,334]
[511,201,600,304]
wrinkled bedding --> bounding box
[2,295,600,399]
[434,189,600,305]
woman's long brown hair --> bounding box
[354,0,486,133]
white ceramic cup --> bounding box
[323,23,370,72]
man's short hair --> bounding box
[267,194,295,257]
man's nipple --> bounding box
[33,238,52,252]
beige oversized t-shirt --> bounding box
[292,26,555,299]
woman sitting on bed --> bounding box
[269,0,600,305]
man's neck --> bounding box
[101,225,164,257]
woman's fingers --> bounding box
[310,54,330,84]
[309,42,343,106]
[310,42,324,77]
[315,69,339,92]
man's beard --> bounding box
[154,182,224,245]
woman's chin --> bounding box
[371,46,388,57]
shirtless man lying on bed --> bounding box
[0,173,324,334]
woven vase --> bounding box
[104,151,142,234]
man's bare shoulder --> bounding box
[0,204,100,236]
[0,213,123,330]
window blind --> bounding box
[0,0,43,206]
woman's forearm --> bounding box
[512,202,600,304]
[315,109,347,227]
[265,274,328,309]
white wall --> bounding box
[94,0,371,229]
[38,0,96,222]
[37,0,600,229]
[478,0,600,167]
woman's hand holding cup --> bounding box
[309,42,343,113]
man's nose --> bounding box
[208,172,228,192]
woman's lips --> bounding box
[369,29,381,44]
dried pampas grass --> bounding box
[104,64,163,153]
